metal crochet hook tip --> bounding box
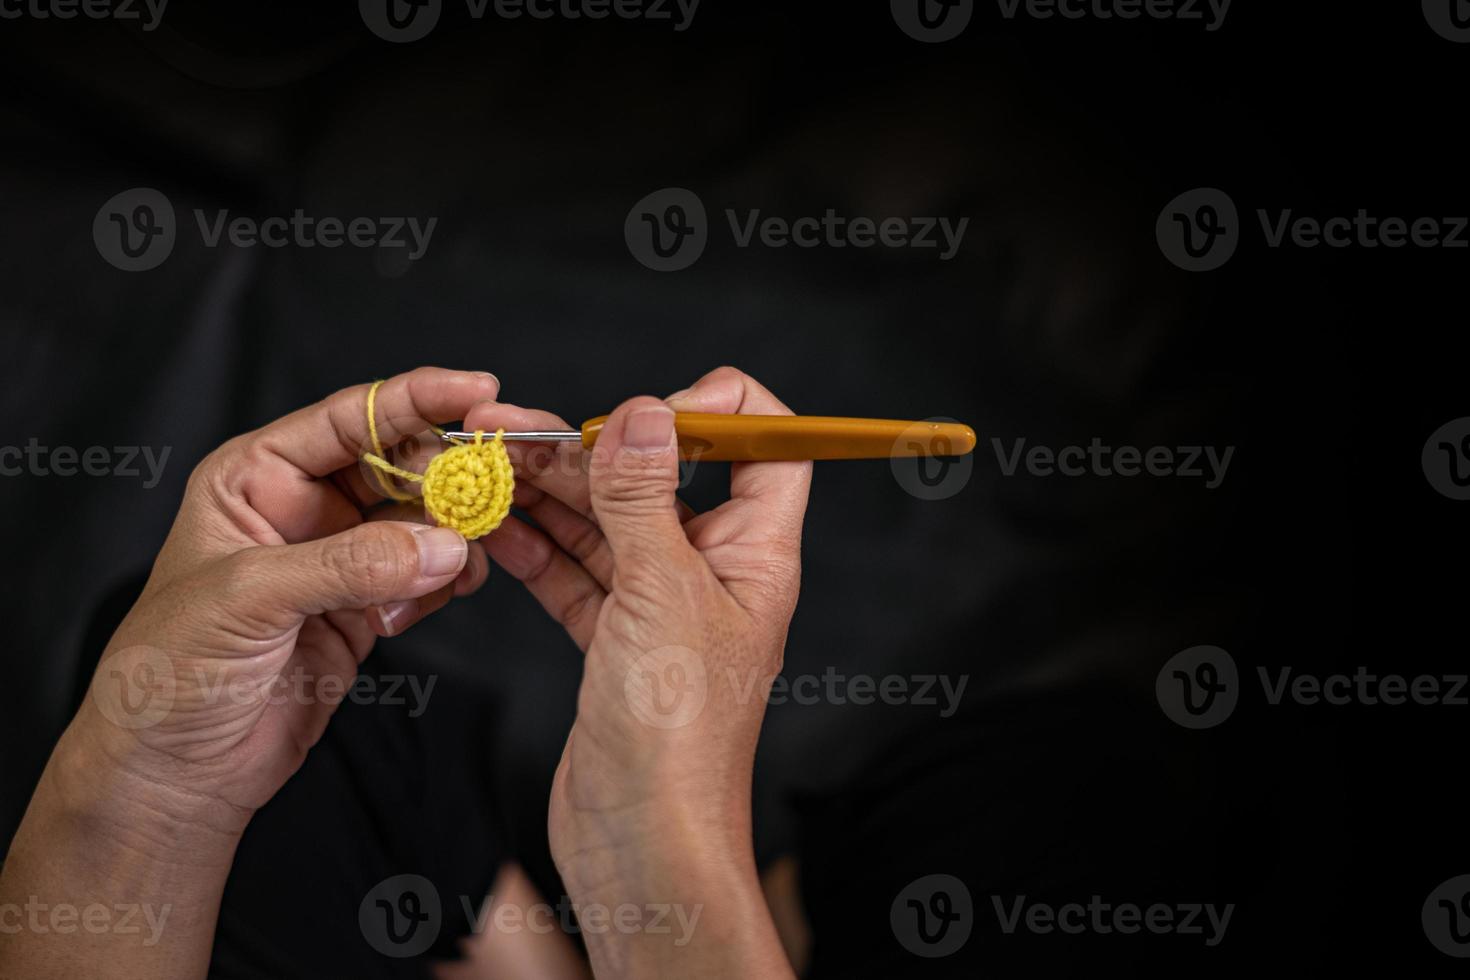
[440,430,581,443]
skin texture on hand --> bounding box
[75,367,506,816]
[467,366,810,979]
[0,368,502,980]
[0,365,806,980]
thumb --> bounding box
[587,397,696,581]
[222,521,468,622]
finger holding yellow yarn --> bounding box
[420,431,515,540]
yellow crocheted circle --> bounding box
[419,433,514,540]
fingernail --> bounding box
[379,599,417,636]
[665,388,693,404]
[474,371,501,391]
[623,406,675,452]
[415,526,468,576]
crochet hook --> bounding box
[440,414,977,463]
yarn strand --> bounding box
[359,379,514,539]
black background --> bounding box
[0,1,1457,975]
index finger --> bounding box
[244,367,502,483]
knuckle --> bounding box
[185,443,229,494]
[724,549,802,612]
[554,583,600,630]
[561,520,606,564]
[186,435,259,501]
[707,364,747,384]
[595,469,677,512]
[324,526,408,602]
[516,536,558,585]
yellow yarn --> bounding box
[360,379,514,540]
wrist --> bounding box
[565,839,785,980]
[53,706,254,855]
[0,714,245,980]
[554,791,791,979]
[554,774,755,895]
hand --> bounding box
[72,366,503,826]
[467,367,811,977]
[1,367,506,980]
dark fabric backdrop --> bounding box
[0,3,1456,975]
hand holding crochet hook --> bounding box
[456,366,971,977]
[0,364,974,980]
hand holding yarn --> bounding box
[63,368,501,821]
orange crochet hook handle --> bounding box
[579,413,977,462]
